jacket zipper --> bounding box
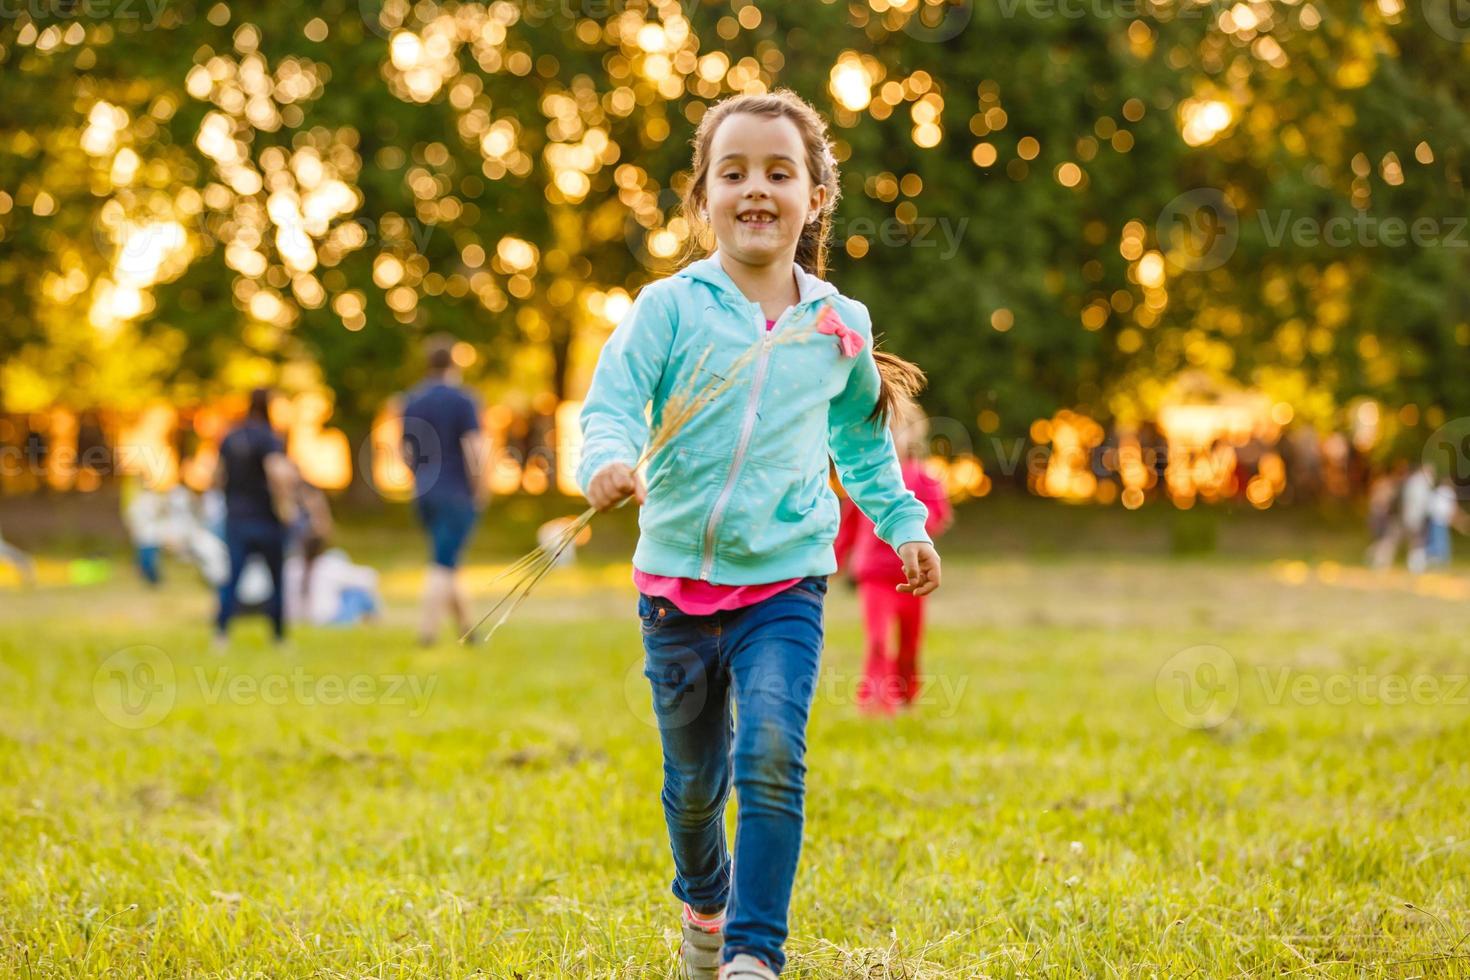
[699,302,796,581]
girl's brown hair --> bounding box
[678,89,925,428]
[871,349,926,427]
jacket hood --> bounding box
[674,251,838,309]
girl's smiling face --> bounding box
[705,112,827,267]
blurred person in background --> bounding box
[121,474,167,586]
[284,459,335,609]
[401,334,487,646]
[284,545,381,627]
[834,393,953,715]
[213,387,298,648]
[172,485,231,602]
[1400,461,1437,573]
[1426,476,1468,567]
[1366,460,1408,569]
[0,523,36,588]
[278,460,382,626]
[1283,427,1323,502]
[122,478,228,589]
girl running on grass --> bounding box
[577,89,942,979]
[834,398,953,715]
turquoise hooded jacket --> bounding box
[576,253,933,585]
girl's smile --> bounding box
[736,208,777,228]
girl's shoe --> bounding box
[679,903,725,979]
[719,954,778,979]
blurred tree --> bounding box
[1,0,1466,474]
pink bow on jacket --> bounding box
[815,305,864,358]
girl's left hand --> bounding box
[896,542,941,596]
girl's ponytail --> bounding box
[869,349,927,427]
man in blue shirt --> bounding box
[401,336,487,645]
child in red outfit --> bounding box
[834,405,952,714]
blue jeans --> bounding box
[136,545,162,585]
[1427,521,1451,565]
[639,574,828,973]
[415,495,479,569]
[216,517,286,640]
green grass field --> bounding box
[3,504,1470,977]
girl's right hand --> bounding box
[587,462,646,512]
[896,541,942,596]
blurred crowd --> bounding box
[1366,461,1469,573]
[120,464,380,635]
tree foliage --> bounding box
[1,0,1466,456]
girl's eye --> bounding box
[721,171,743,181]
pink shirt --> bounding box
[634,318,802,614]
[833,458,951,584]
